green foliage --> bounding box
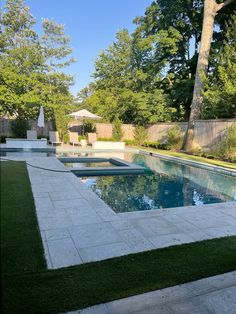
[84,120,96,134]
[203,16,236,119]
[219,124,236,162]
[97,137,115,141]
[165,125,183,150]
[53,107,71,142]
[123,139,137,145]
[134,125,148,145]
[10,118,29,138]
[112,116,123,141]
[0,0,75,120]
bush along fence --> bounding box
[0,118,235,151]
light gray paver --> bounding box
[149,232,194,248]
[69,222,124,249]
[47,238,82,268]
[79,242,131,263]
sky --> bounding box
[20,0,152,96]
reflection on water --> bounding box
[81,153,236,213]
[0,151,54,157]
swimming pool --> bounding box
[79,153,236,212]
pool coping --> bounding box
[139,149,236,177]
[58,156,145,176]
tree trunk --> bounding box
[183,0,217,151]
[183,0,235,151]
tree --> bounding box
[183,0,236,150]
[202,15,236,119]
[0,0,76,121]
[82,28,172,124]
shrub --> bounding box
[84,120,96,134]
[53,108,70,142]
[219,123,236,161]
[134,126,148,145]
[112,117,123,141]
[78,135,86,141]
[166,125,183,150]
[124,139,137,145]
[97,137,116,141]
[10,118,29,138]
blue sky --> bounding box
[21,0,152,95]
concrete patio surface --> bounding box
[67,271,236,314]
[8,155,235,269]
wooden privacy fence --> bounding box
[1,118,235,150]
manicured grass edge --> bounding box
[1,161,236,314]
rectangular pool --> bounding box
[78,153,236,212]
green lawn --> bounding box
[1,161,236,314]
[136,146,236,170]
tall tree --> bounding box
[203,15,236,118]
[0,0,76,120]
[183,0,236,150]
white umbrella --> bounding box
[69,109,101,135]
[37,106,45,128]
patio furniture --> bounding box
[87,133,97,144]
[49,131,63,147]
[80,139,87,147]
[27,130,37,140]
[69,132,81,148]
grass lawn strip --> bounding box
[136,146,236,170]
[1,161,236,314]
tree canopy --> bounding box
[0,0,76,122]
[79,0,236,125]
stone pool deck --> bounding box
[12,156,236,269]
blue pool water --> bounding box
[80,153,236,212]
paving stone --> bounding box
[182,214,233,229]
[67,210,103,226]
[111,220,134,230]
[31,183,54,193]
[34,197,55,210]
[149,232,194,249]
[206,271,236,289]
[204,225,236,238]
[95,206,120,221]
[49,190,81,201]
[195,286,236,314]
[79,242,131,263]
[33,192,49,198]
[53,198,86,210]
[169,300,209,314]
[47,238,82,268]
[132,305,173,314]
[38,214,72,230]
[118,228,155,253]
[186,230,211,241]
[69,222,123,249]
[130,217,180,238]
[44,228,70,241]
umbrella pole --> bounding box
[82,118,84,136]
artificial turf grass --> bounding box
[3,236,236,313]
[136,147,236,170]
[1,161,236,313]
[1,161,46,274]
